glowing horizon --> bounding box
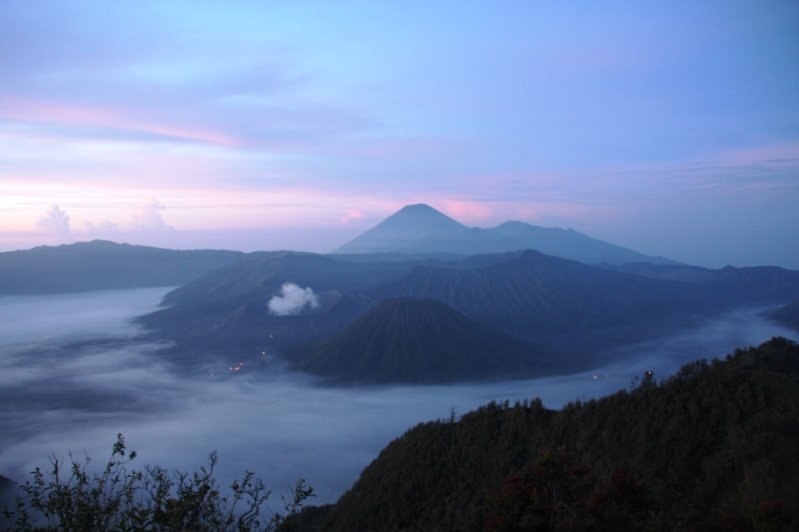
[1,1,797,267]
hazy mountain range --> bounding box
[129,204,799,383]
[137,250,799,383]
[334,203,675,265]
[0,240,242,295]
[2,204,798,384]
[2,205,799,529]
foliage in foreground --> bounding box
[1,434,313,531]
[299,337,799,531]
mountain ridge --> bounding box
[138,248,799,380]
[366,249,694,344]
[0,240,244,295]
[333,203,674,265]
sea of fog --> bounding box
[0,288,796,505]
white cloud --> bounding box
[268,283,320,316]
[83,220,121,237]
[36,205,71,239]
[82,200,174,241]
[128,199,173,232]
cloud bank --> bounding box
[33,200,176,246]
[0,289,795,505]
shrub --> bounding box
[2,434,312,531]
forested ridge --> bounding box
[296,337,799,530]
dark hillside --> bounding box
[605,262,799,306]
[158,251,427,308]
[289,298,552,383]
[0,240,243,295]
[139,249,799,378]
[298,337,799,530]
[0,474,15,514]
[137,252,423,366]
[368,250,696,342]
[770,299,799,331]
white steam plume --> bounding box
[268,283,320,316]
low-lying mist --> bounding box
[0,288,795,504]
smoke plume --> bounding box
[268,283,320,316]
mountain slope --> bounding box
[139,248,799,378]
[139,249,694,372]
[367,250,695,344]
[289,298,550,383]
[0,240,243,295]
[334,203,673,265]
[604,262,799,306]
[296,337,799,530]
[137,252,427,366]
[490,221,674,265]
[771,300,799,331]
[333,204,466,255]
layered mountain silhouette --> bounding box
[289,298,550,383]
[367,250,692,341]
[0,240,243,295]
[334,203,674,265]
[604,262,799,307]
[139,248,799,382]
[136,252,424,366]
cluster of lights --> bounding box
[219,347,273,375]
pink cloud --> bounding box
[441,200,494,223]
[318,135,465,160]
[0,96,240,147]
[339,209,368,225]
[718,140,799,166]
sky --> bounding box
[1,1,797,267]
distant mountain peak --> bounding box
[333,204,466,255]
[383,204,463,226]
[398,203,438,213]
[333,203,675,265]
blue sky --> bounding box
[1,1,797,267]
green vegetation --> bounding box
[2,434,313,531]
[297,337,799,530]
